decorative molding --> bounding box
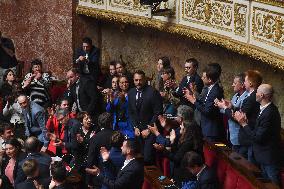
[234,3,247,37]
[76,1,284,70]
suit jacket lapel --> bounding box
[118,159,135,177]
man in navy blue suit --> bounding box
[235,84,282,186]
[86,139,144,189]
[74,37,100,83]
[128,70,163,165]
[185,64,224,141]
[172,58,203,108]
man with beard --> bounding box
[74,37,100,84]
[17,95,48,152]
[128,70,162,165]
[65,68,100,120]
[86,139,144,189]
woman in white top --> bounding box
[3,83,25,138]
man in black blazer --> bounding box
[128,70,163,165]
[237,70,262,160]
[86,139,144,189]
[86,112,115,188]
[235,84,281,186]
[172,58,203,108]
[74,37,100,83]
[65,68,100,118]
[185,64,224,141]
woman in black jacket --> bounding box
[163,121,203,187]
[0,138,26,188]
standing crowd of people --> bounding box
[0,36,283,189]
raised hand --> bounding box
[85,165,100,176]
[153,143,165,151]
[100,147,110,161]
[148,124,160,136]
[76,134,84,143]
[141,128,150,139]
[158,115,166,127]
[234,111,248,127]
[134,128,140,137]
[169,129,176,144]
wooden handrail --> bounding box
[144,166,175,189]
[204,141,280,189]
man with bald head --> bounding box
[235,84,282,186]
[17,94,49,152]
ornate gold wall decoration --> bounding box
[234,3,247,37]
[109,0,147,11]
[252,7,284,49]
[77,0,284,70]
[91,0,105,5]
[182,0,233,32]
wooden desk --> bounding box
[144,166,175,189]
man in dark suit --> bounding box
[185,64,224,141]
[74,37,100,83]
[86,112,115,188]
[235,84,282,186]
[17,94,49,152]
[15,159,51,189]
[128,70,163,165]
[66,68,100,119]
[15,137,51,185]
[172,58,203,108]
[86,139,144,189]
[237,70,262,160]
[183,151,219,189]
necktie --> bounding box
[200,87,208,102]
[76,83,83,112]
[136,90,142,110]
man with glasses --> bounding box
[172,58,203,108]
[17,94,49,152]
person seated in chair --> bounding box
[182,151,219,189]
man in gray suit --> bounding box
[17,94,49,152]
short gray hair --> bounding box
[56,108,69,118]
[177,105,194,122]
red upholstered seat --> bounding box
[50,84,67,103]
[217,158,228,187]
[203,145,217,167]
[235,174,255,189]
[223,165,238,189]
[155,153,170,177]
[203,143,269,189]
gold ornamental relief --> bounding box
[234,3,247,37]
[109,0,148,11]
[252,7,284,49]
[91,0,105,5]
[182,0,233,31]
